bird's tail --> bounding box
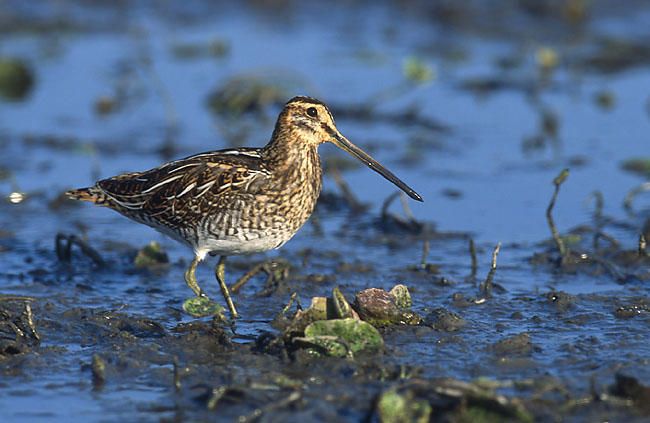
[65,186,107,204]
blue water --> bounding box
[1,1,649,421]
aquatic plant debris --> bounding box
[546,169,570,263]
[294,318,383,358]
[0,57,34,100]
[377,386,431,423]
[134,241,169,269]
[182,296,225,318]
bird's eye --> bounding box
[307,107,318,117]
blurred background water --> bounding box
[1,1,649,421]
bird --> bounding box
[66,96,422,318]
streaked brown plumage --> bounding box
[67,96,422,318]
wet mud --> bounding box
[1,1,650,421]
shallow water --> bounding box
[1,1,650,421]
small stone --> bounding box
[354,287,421,326]
[424,308,466,332]
[491,332,534,356]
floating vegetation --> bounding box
[134,241,169,270]
[0,58,34,100]
[535,46,559,71]
[582,37,650,74]
[402,56,435,83]
[170,38,230,59]
[206,76,292,117]
[594,90,616,110]
[621,158,650,178]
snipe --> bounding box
[66,96,422,318]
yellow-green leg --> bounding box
[182,256,222,318]
[215,256,238,318]
[183,256,203,297]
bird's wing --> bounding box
[95,148,270,224]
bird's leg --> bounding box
[184,256,204,297]
[215,256,239,318]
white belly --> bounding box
[194,234,290,260]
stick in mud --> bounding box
[623,182,650,215]
[23,302,39,341]
[639,234,647,257]
[590,191,604,250]
[173,356,181,392]
[480,242,501,298]
[207,386,228,411]
[546,169,569,265]
[91,354,106,390]
[238,390,301,422]
[469,238,478,279]
[420,238,430,269]
[230,262,265,293]
[330,167,366,213]
[55,233,105,267]
[0,295,36,302]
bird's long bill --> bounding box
[332,132,423,202]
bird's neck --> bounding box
[262,127,322,193]
[262,127,318,169]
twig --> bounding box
[380,192,423,232]
[420,238,430,269]
[639,234,647,257]
[230,263,265,293]
[330,168,366,213]
[623,182,650,215]
[238,390,301,422]
[0,295,36,302]
[380,192,400,220]
[23,302,39,341]
[546,169,569,265]
[281,292,299,315]
[207,386,228,411]
[55,233,105,267]
[480,242,502,298]
[593,231,620,250]
[469,238,478,278]
[399,192,415,221]
[589,191,604,250]
[91,354,106,390]
[591,255,629,283]
[173,356,181,392]
[231,260,290,295]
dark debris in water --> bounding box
[0,58,34,101]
